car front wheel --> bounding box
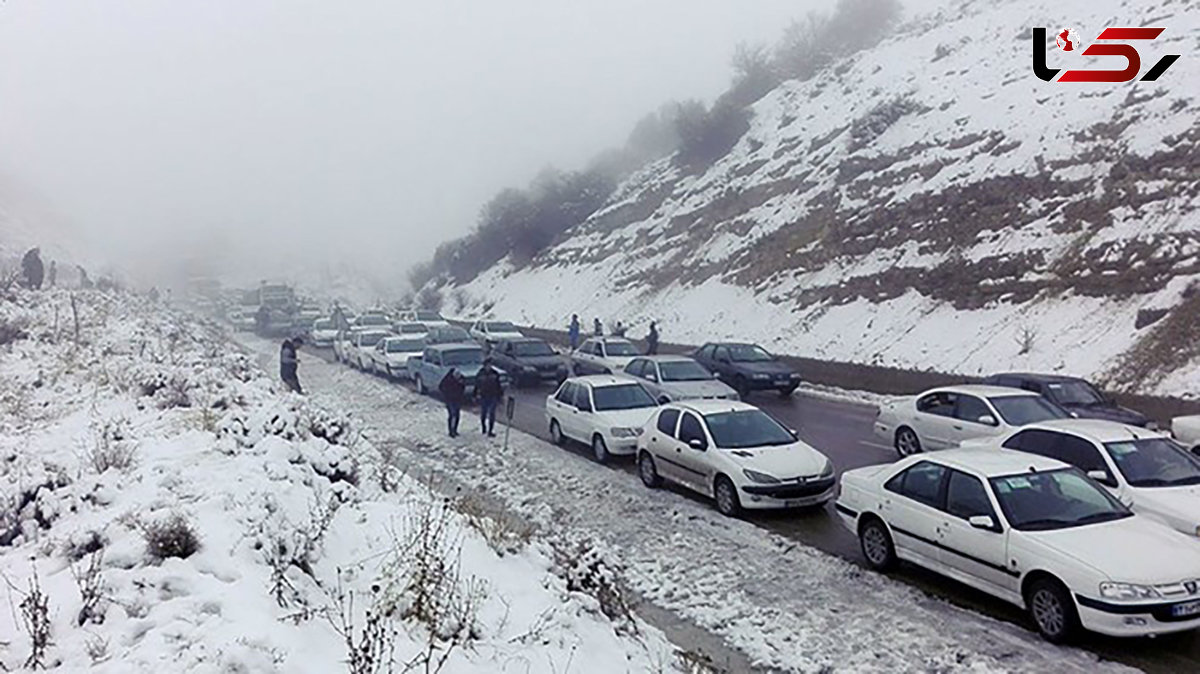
[714,476,741,517]
[734,376,750,398]
[859,517,897,571]
[638,452,661,488]
[550,420,565,446]
[415,376,425,395]
[592,435,610,464]
[1027,578,1080,643]
[895,427,922,457]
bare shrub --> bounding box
[156,374,192,410]
[1015,325,1037,355]
[72,550,107,626]
[0,314,29,345]
[12,566,52,669]
[848,96,928,152]
[551,538,635,633]
[261,494,341,607]
[454,493,533,557]
[62,529,107,562]
[86,419,137,474]
[142,513,200,560]
[675,648,727,674]
[84,634,110,664]
[324,577,396,674]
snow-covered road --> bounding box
[248,338,1138,673]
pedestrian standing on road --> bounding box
[593,317,603,336]
[568,314,581,350]
[280,337,304,394]
[47,261,57,288]
[477,358,504,437]
[613,320,627,337]
[647,321,659,355]
[21,248,44,290]
[439,368,466,437]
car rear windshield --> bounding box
[1046,380,1105,406]
[313,320,333,330]
[990,469,1132,531]
[416,311,443,321]
[358,315,390,327]
[443,349,483,366]
[486,322,518,332]
[360,332,387,347]
[604,341,640,357]
[988,395,1067,426]
[430,328,470,342]
[1104,438,1200,487]
[659,360,712,381]
[399,323,428,333]
[592,384,656,411]
[513,341,555,357]
[705,410,794,448]
[387,339,425,353]
[727,345,773,362]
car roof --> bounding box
[921,448,1069,477]
[929,384,1040,398]
[1023,418,1159,443]
[426,342,482,352]
[671,400,758,415]
[497,337,545,345]
[988,372,1086,383]
[586,336,633,345]
[566,374,639,387]
[700,342,757,348]
[356,329,392,337]
[635,355,694,363]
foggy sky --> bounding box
[0,0,816,289]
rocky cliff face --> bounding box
[451,0,1200,397]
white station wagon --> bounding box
[546,376,659,464]
[875,385,1068,456]
[837,449,1200,642]
[637,400,834,516]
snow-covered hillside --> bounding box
[450,0,1200,397]
[0,290,679,671]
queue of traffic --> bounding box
[297,308,1200,644]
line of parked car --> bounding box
[303,309,1200,643]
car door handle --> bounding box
[952,425,963,431]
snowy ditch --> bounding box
[0,290,684,673]
[232,333,1139,673]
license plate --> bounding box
[784,499,811,508]
[1172,600,1200,618]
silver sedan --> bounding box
[623,355,739,404]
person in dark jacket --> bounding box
[439,368,466,437]
[568,314,581,350]
[47,261,56,288]
[647,321,659,355]
[77,265,93,289]
[476,358,504,437]
[280,337,303,393]
[21,248,44,290]
[593,317,603,336]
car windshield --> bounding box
[659,360,712,382]
[705,410,794,449]
[387,339,425,353]
[727,345,773,362]
[486,322,518,332]
[604,341,640,357]
[430,328,470,342]
[1046,380,1106,406]
[513,341,555,357]
[443,349,483,366]
[988,396,1068,425]
[357,315,390,327]
[416,311,443,322]
[1104,438,1200,488]
[313,320,333,330]
[399,323,428,334]
[592,384,656,411]
[359,332,387,347]
[991,469,1132,531]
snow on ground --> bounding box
[240,335,1140,674]
[0,289,680,673]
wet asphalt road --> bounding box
[306,344,1200,673]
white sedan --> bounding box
[837,449,1200,641]
[546,375,659,464]
[987,419,1200,539]
[1172,415,1200,454]
[637,400,834,516]
[344,329,392,370]
[875,385,1068,457]
[469,320,525,348]
[309,318,339,348]
[569,337,642,376]
[367,336,427,379]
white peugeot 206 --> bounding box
[836,448,1200,642]
[637,400,834,516]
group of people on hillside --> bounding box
[17,247,93,291]
[567,313,659,354]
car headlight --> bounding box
[789,373,801,379]
[522,365,537,373]
[610,427,642,438]
[818,459,834,478]
[743,469,781,484]
[752,373,771,380]
[1099,582,1162,601]
[1146,420,1160,431]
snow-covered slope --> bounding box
[451,0,1200,397]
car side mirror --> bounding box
[968,515,997,531]
[688,438,707,451]
[1087,470,1118,488]
[978,414,997,426]
[718,356,730,364]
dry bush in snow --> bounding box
[72,550,108,626]
[141,512,200,560]
[324,578,397,674]
[454,492,534,557]
[9,566,53,669]
[550,538,636,633]
[86,418,137,474]
[258,494,342,607]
